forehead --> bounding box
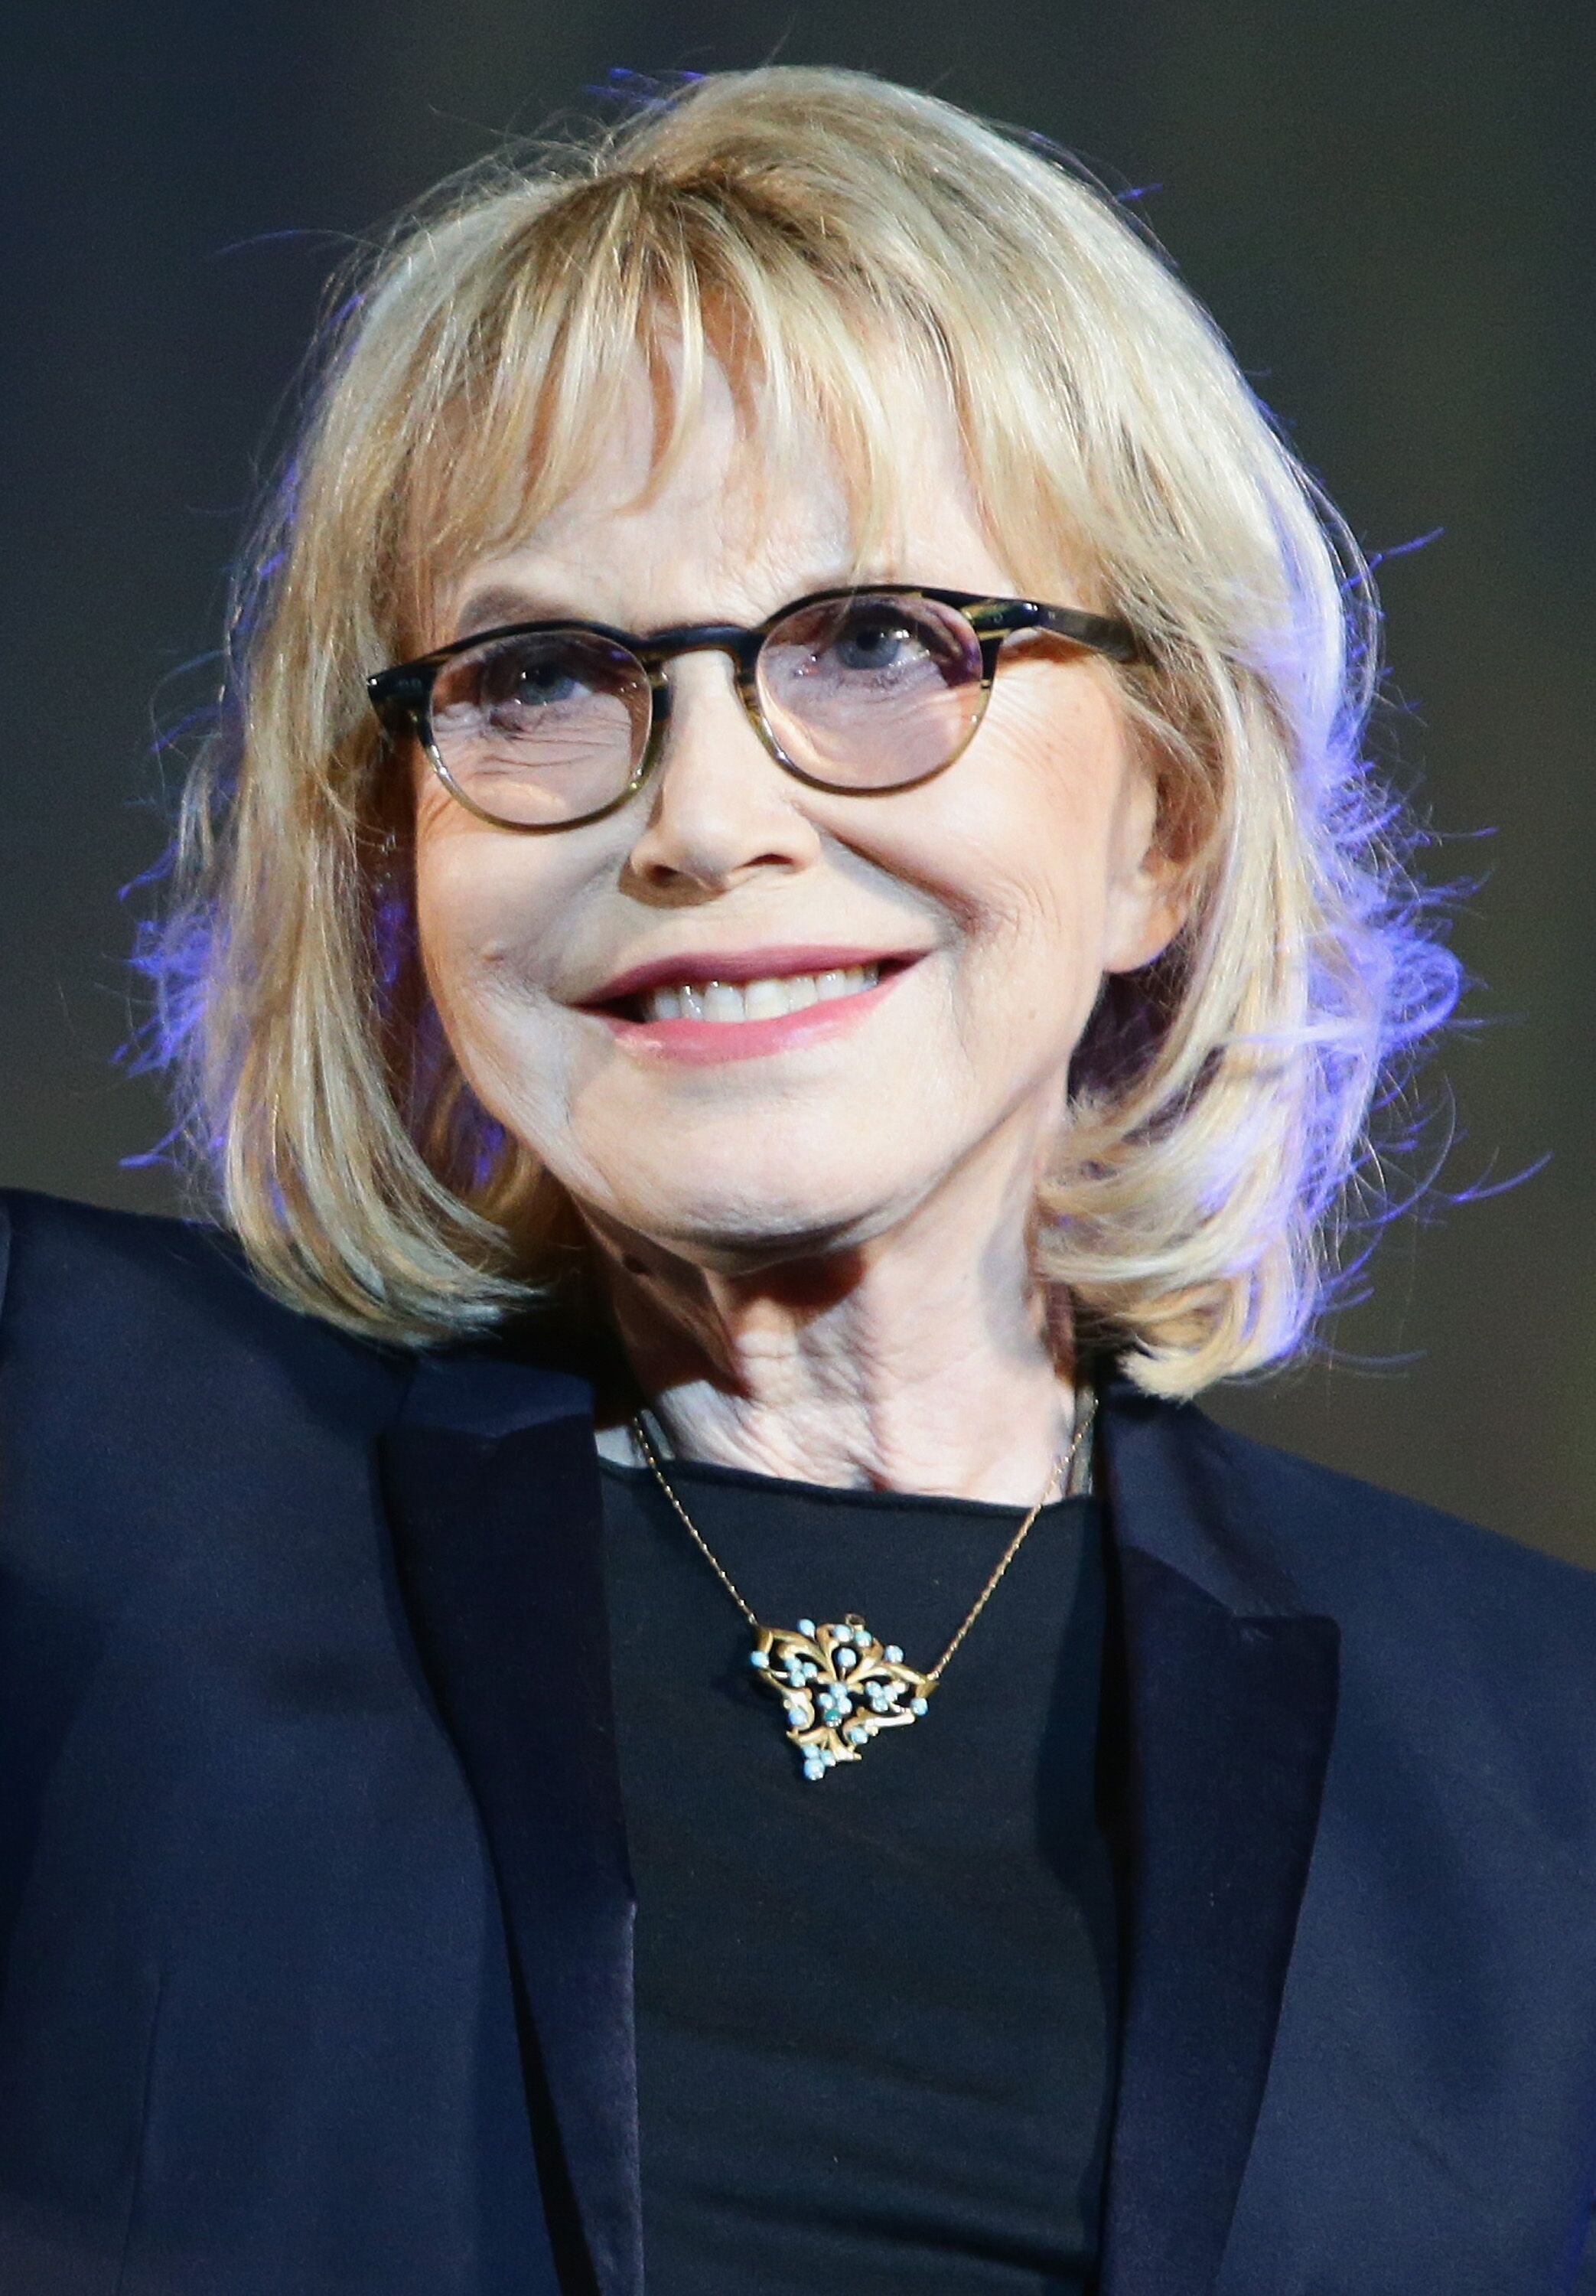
[441,341,1001,638]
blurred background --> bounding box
[3,1,1592,1560]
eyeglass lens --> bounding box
[429,631,651,829]
[425,593,986,827]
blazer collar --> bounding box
[1094,1372,1340,2296]
[379,1352,1338,2296]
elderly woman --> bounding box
[2,63,1594,2296]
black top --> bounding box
[600,1453,1118,2294]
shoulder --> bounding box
[1184,1399,1596,1626]
[0,1186,598,1425]
[2,1182,252,1307]
[0,1192,409,1601]
[1107,1368,1595,1609]
[0,1186,402,1411]
[1157,1401,1596,1819]
[0,1191,591,1593]
[1106,1368,1596,1733]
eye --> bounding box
[479,640,595,717]
[508,658,579,706]
[826,605,925,676]
[764,596,957,696]
[754,593,985,789]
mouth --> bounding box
[631,960,890,1023]
[578,947,922,1063]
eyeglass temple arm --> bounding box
[1043,605,1142,663]
[966,598,1143,665]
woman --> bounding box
[2,63,1594,2296]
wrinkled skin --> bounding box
[413,356,1184,1498]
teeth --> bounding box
[742,978,790,1020]
[641,964,881,1025]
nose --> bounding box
[621,648,824,896]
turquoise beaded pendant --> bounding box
[747,1613,933,1780]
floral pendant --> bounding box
[748,1613,932,1779]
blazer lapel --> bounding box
[379,1355,641,2296]
[1096,1380,1340,2296]
[374,1346,1336,2296]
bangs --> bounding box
[388,174,962,644]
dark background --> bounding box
[4,2,1592,1561]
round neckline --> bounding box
[598,1448,1096,1521]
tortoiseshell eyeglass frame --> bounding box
[366,582,1144,833]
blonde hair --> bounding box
[144,64,1458,1394]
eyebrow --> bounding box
[450,563,895,644]
[451,584,578,640]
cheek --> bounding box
[412,809,583,1092]
[910,672,1129,1026]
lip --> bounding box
[578,945,924,1066]
[581,944,920,1006]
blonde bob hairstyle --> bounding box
[145,64,1459,1397]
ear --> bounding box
[1101,759,1194,976]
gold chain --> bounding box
[630,1391,1096,1684]
[631,1424,764,1629]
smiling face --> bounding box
[411,352,1183,1279]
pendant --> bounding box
[748,1613,932,1779]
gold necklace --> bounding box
[630,1394,1096,1782]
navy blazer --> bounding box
[2,1186,1594,2296]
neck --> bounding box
[588,1141,1079,1506]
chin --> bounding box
[594,1156,917,1271]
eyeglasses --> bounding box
[366,584,1142,833]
